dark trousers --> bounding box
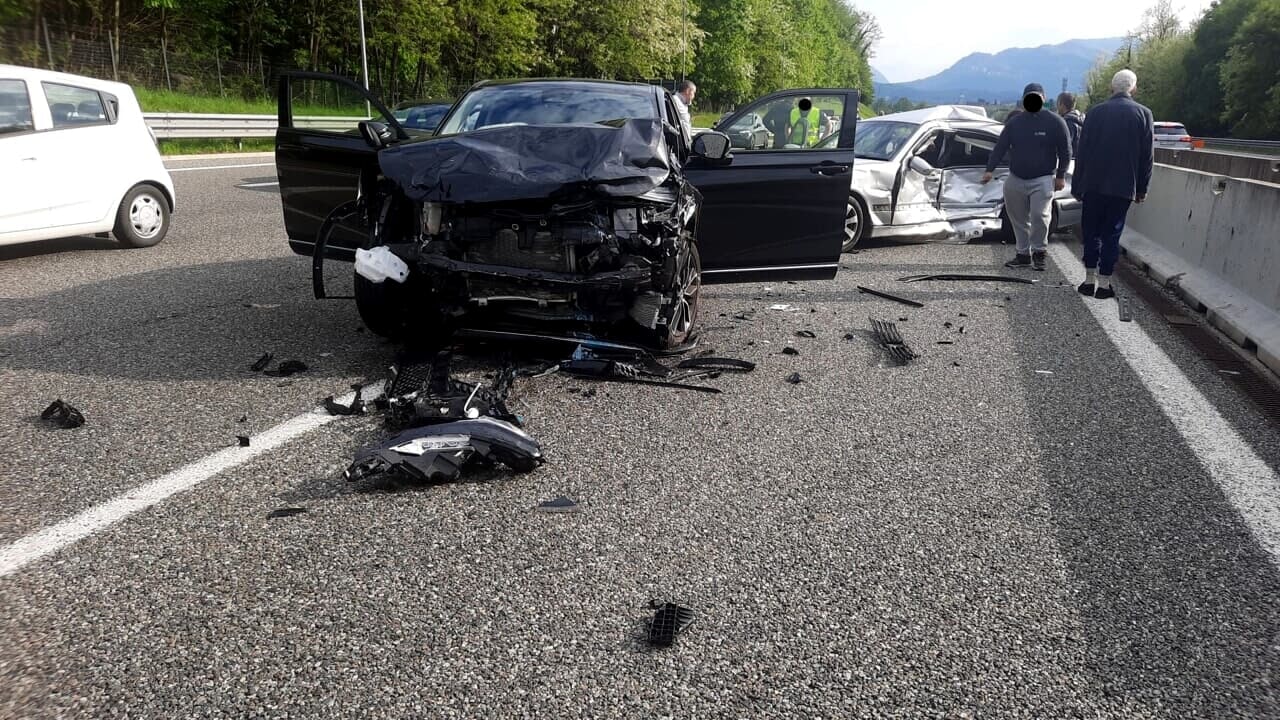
[1080,192,1132,275]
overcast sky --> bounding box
[861,0,1211,83]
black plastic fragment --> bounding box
[236,414,248,423]
[237,435,250,447]
[785,372,802,384]
[250,352,273,372]
[795,330,817,338]
[857,285,925,308]
[675,357,755,373]
[40,399,85,429]
[267,507,307,519]
[843,333,855,340]
[898,273,1035,285]
[324,385,367,416]
[386,353,522,426]
[782,346,799,356]
[268,360,309,377]
[536,496,580,513]
[648,603,695,647]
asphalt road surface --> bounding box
[3,155,1280,718]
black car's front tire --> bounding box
[651,241,701,350]
[354,270,449,343]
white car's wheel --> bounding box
[114,184,170,248]
[842,193,867,252]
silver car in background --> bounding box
[822,105,1082,251]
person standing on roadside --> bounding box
[673,80,696,137]
[1057,91,1085,158]
[1070,69,1154,299]
[983,82,1071,271]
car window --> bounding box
[938,132,997,168]
[438,84,657,135]
[42,82,110,128]
[849,121,919,160]
[1155,125,1188,136]
[723,94,846,151]
[0,79,34,135]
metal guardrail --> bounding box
[1196,137,1280,157]
[143,113,364,139]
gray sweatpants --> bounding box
[1003,174,1054,254]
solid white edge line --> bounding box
[1047,242,1280,564]
[0,383,380,578]
[167,162,276,173]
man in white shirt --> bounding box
[673,80,696,136]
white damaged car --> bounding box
[821,105,1081,251]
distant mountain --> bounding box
[874,38,1124,104]
[870,66,889,84]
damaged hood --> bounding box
[379,119,673,204]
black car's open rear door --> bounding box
[684,89,859,284]
[275,72,407,259]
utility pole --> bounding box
[681,0,687,82]
[358,0,370,115]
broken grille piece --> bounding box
[870,318,918,365]
[648,603,695,647]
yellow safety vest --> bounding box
[789,107,821,146]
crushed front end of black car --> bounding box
[333,119,703,349]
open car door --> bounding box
[275,72,411,259]
[684,89,859,283]
[935,130,1007,235]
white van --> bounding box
[0,65,176,248]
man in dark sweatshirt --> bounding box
[1057,92,1085,157]
[1070,69,1154,299]
[983,83,1071,271]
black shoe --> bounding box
[1032,251,1046,271]
[1077,282,1095,296]
[1004,253,1031,268]
[1095,285,1116,300]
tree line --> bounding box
[0,0,879,110]
[1084,0,1279,139]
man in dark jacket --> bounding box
[983,82,1071,271]
[1071,69,1154,299]
[1057,92,1085,157]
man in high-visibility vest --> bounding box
[787,97,822,147]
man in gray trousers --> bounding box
[983,83,1072,271]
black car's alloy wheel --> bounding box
[842,193,867,252]
[653,241,701,349]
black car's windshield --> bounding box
[395,104,450,131]
[438,84,657,134]
[853,121,920,160]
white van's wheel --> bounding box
[114,184,170,248]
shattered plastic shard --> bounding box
[250,352,273,372]
[40,399,85,429]
[536,496,580,513]
[268,360,309,377]
[795,330,817,338]
[354,246,410,284]
[267,507,307,519]
[782,347,799,356]
[785,372,802,384]
[648,603,695,647]
[237,435,251,447]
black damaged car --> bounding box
[275,74,859,349]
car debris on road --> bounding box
[344,418,544,485]
[870,318,918,365]
[40,399,85,429]
[647,602,695,647]
[856,285,925,308]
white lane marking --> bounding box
[240,181,279,188]
[1047,243,1280,564]
[167,162,275,173]
[0,383,378,578]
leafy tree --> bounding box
[1179,0,1259,134]
[1220,0,1280,137]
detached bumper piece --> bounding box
[344,418,544,485]
[870,318,918,365]
[384,352,521,427]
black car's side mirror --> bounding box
[692,131,733,164]
[359,120,394,149]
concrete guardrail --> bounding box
[1156,147,1280,184]
[1121,163,1280,376]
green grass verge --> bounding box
[158,138,275,155]
[137,88,368,116]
